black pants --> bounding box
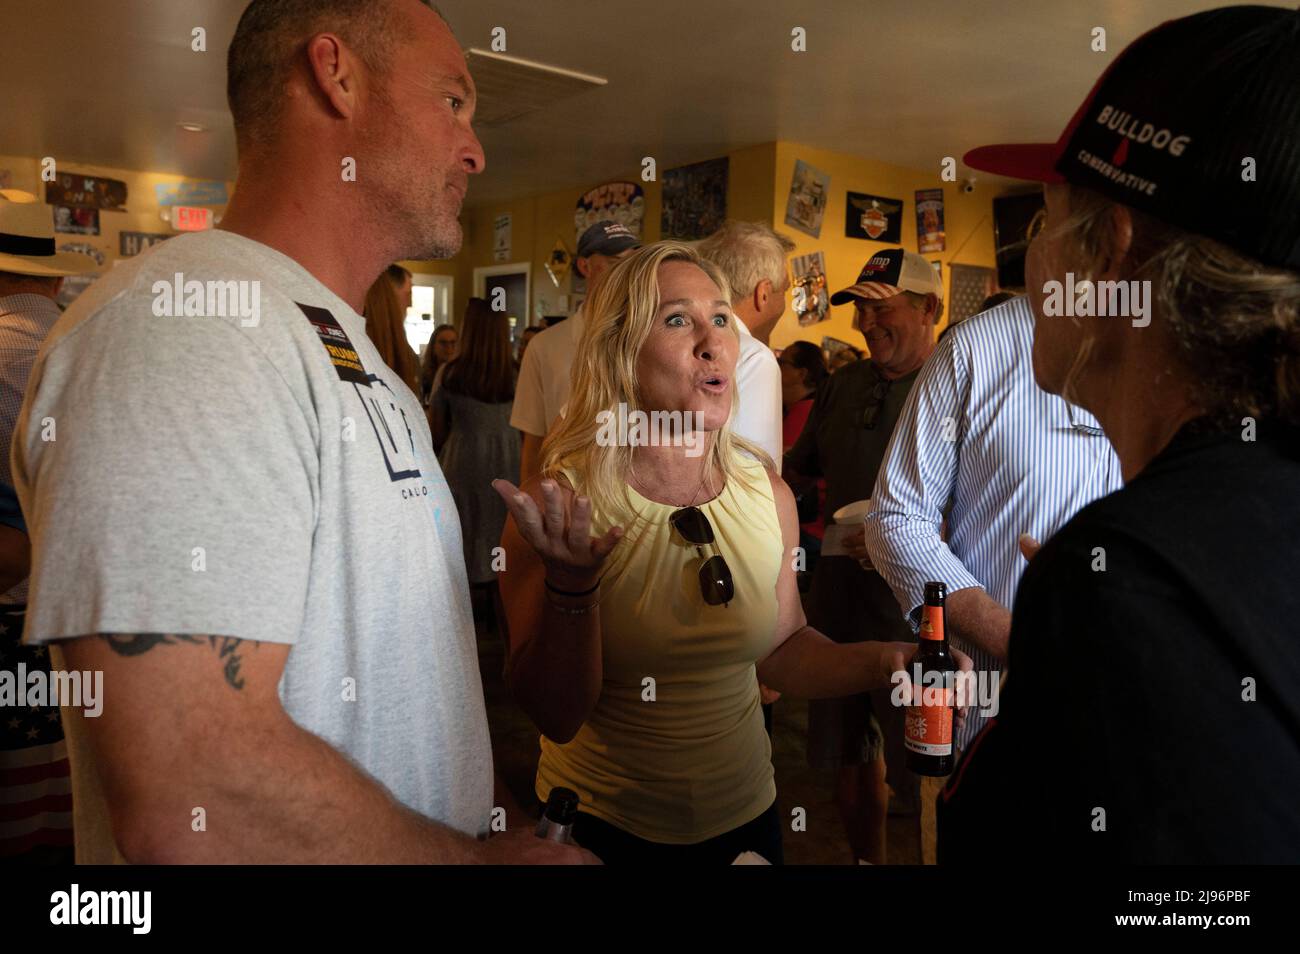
[572,801,784,865]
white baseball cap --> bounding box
[830,248,942,305]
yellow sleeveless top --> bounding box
[536,453,782,844]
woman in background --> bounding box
[430,298,520,619]
[778,340,828,584]
[778,341,827,450]
[421,325,460,405]
[363,271,420,395]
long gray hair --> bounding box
[1055,184,1300,430]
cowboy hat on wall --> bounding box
[0,189,98,277]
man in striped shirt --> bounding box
[864,293,1120,828]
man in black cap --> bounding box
[941,4,1300,863]
[784,247,944,863]
[512,219,639,482]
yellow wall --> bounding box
[724,142,778,224]
[410,139,998,345]
[406,170,661,328]
[766,141,997,351]
[0,154,233,275]
[3,142,996,346]
[415,142,779,327]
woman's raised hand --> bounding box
[492,478,624,589]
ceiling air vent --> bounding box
[464,48,607,127]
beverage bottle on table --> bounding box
[535,787,579,844]
[905,581,957,776]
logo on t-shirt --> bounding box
[356,374,422,484]
[297,302,423,487]
[298,302,370,386]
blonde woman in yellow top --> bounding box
[493,241,969,865]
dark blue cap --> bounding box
[577,220,640,259]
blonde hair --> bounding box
[541,241,774,521]
[1057,185,1300,427]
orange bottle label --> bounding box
[905,684,954,756]
[919,607,944,641]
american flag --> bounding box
[1,604,73,859]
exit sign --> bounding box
[173,206,212,231]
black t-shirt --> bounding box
[939,419,1300,863]
[784,360,920,524]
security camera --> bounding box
[961,177,977,194]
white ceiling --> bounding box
[0,0,1249,207]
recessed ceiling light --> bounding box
[177,122,206,133]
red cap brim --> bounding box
[963,143,1065,184]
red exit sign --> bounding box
[173,206,212,231]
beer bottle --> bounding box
[535,786,579,844]
[905,581,957,776]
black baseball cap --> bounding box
[964,5,1300,271]
[576,220,640,259]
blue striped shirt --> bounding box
[863,296,1122,749]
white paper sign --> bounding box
[493,214,511,262]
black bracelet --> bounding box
[544,576,601,598]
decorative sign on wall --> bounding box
[154,180,228,207]
[45,172,128,211]
[948,263,997,327]
[53,206,99,235]
[119,231,172,257]
[575,182,645,245]
[915,188,946,253]
[846,192,904,243]
[545,238,572,288]
[784,160,830,238]
[791,251,830,326]
[661,157,728,241]
[822,336,857,360]
[493,214,512,262]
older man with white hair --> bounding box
[698,221,793,469]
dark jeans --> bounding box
[572,801,784,865]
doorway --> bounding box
[473,262,531,345]
[407,273,454,356]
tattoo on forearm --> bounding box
[102,634,259,690]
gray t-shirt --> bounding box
[12,230,493,862]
